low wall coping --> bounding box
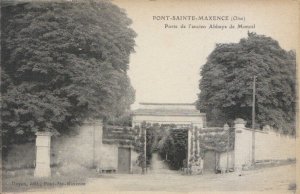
[234,118,246,125]
[35,131,52,136]
[83,119,103,125]
[118,145,134,149]
[244,128,269,134]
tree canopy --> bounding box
[1,1,136,148]
[197,33,296,135]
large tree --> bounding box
[1,1,136,150]
[197,33,296,135]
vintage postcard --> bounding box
[1,0,299,193]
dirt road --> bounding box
[31,163,296,193]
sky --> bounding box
[113,0,298,109]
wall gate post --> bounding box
[234,118,252,173]
[187,127,192,174]
[34,131,52,177]
[94,119,103,169]
[187,125,202,175]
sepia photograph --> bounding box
[1,0,299,193]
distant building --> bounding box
[132,102,206,128]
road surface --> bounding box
[30,163,296,193]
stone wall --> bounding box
[4,120,142,176]
[97,144,141,173]
[52,122,141,174]
[255,129,296,161]
[234,119,253,170]
[99,143,118,169]
[234,118,296,171]
[51,120,103,171]
[3,142,35,170]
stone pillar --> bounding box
[188,126,202,175]
[94,119,103,169]
[224,123,229,131]
[34,132,52,177]
[224,123,230,172]
[81,119,103,168]
[192,128,195,158]
[196,128,200,158]
[187,128,192,174]
[234,118,252,173]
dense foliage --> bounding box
[198,128,235,158]
[134,126,147,170]
[134,123,161,169]
[106,111,133,127]
[1,1,136,150]
[197,33,296,134]
[102,125,137,146]
[161,129,188,170]
[134,123,190,170]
